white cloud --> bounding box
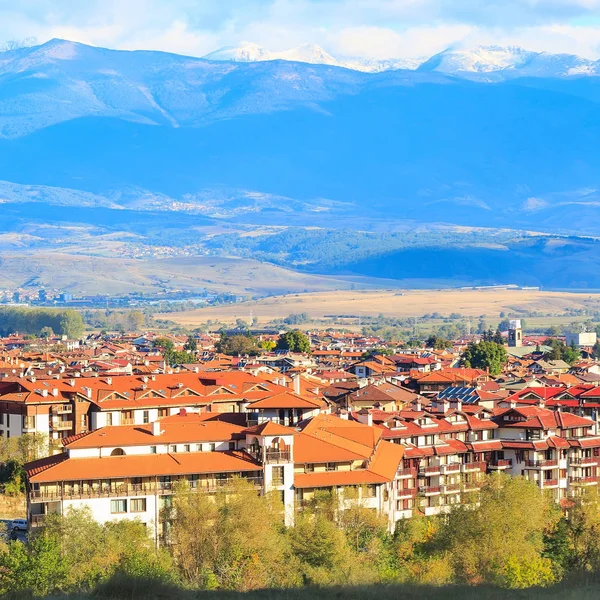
[1,0,600,60]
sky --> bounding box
[2,0,600,59]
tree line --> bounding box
[0,307,84,339]
[1,474,600,596]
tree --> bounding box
[461,340,507,375]
[216,333,260,356]
[153,338,174,352]
[425,335,451,350]
[543,338,581,365]
[125,310,145,332]
[432,473,559,587]
[277,330,310,353]
[58,310,84,339]
[39,326,54,338]
[183,335,197,353]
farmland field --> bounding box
[160,288,600,328]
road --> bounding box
[0,519,27,543]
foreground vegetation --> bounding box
[1,475,600,597]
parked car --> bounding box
[11,519,27,532]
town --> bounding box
[0,318,595,533]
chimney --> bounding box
[142,376,149,383]
[41,389,48,397]
[69,379,76,387]
[152,421,161,436]
[52,388,59,397]
[193,367,199,373]
[106,377,112,385]
[179,408,187,416]
[293,373,301,395]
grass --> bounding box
[12,572,600,600]
[159,288,600,328]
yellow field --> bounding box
[160,288,600,327]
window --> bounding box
[23,416,35,430]
[184,444,190,452]
[106,413,113,426]
[150,446,157,454]
[170,445,177,453]
[110,499,127,514]
[158,408,168,418]
[196,444,202,452]
[272,466,284,485]
[305,463,315,473]
[209,443,216,452]
[0,414,3,425]
[229,441,236,451]
[130,498,146,513]
[142,411,149,424]
[326,463,336,472]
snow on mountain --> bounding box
[202,41,270,63]
[418,45,600,78]
[419,45,538,74]
[274,43,339,66]
[340,56,425,73]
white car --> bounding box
[11,519,27,532]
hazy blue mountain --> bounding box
[2,39,600,237]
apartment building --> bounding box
[24,412,404,541]
[0,371,323,444]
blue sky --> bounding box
[2,0,600,58]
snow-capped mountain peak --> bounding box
[203,41,270,63]
[274,43,339,66]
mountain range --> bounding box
[202,41,600,79]
[2,38,600,291]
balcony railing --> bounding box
[421,465,441,475]
[462,461,486,473]
[569,476,599,486]
[30,477,264,502]
[441,463,461,474]
[442,483,461,494]
[418,485,441,496]
[540,479,559,488]
[397,468,417,478]
[570,457,598,467]
[50,420,72,431]
[51,405,72,414]
[30,514,46,527]
[488,459,512,469]
[525,459,558,469]
[397,488,417,499]
[249,449,291,463]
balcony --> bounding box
[441,463,461,475]
[570,457,598,467]
[397,488,417,499]
[418,485,441,496]
[488,459,512,470]
[462,461,485,473]
[540,479,559,489]
[51,405,72,414]
[441,483,461,494]
[30,477,264,502]
[569,476,598,487]
[525,459,558,469]
[30,514,46,527]
[463,479,482,492]
[50,420,72,431]
[421,464,441,476]
[397,468,417,479]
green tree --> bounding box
[431,473,559,587]
[125,310,145,332]
[58,310,84,339]
[425,335,451,350]
[277,330,311,353]
[216,333,260,356]
[183,335,198,353]
[461,340,507,375]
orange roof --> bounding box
[368,441,404,479]
[64,417,245,449]
[246,392,321,410]
[243,421,297,437]
[26,450,261,483]
[294,434,367,463]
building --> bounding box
[508,320,523,347]
[24,412,405,539]
[565,331,597,348]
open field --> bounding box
[160,288,600,327]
